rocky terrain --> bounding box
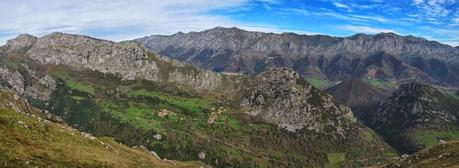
[1,33,226,91]
[0,89,209,168]
[326,79,390,119]
[242,68,355,134]
[0,33,395,167]
[137,27,459,87]
[367,82,459,153]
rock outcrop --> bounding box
[242,68,356,135]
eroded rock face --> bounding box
[0,66,25,94]
[26,33,160,81]
[25,75,57,101]
[0,65,57,102]
[242,67,355,134]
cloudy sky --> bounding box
[1,0,459,46]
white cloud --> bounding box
[413,0,424,5]
[350,14,388,23]
[341,25,396,34]
[333,2,350,9]
[411,0,457,19]
[0,0,291,45]
[451,17,459,26]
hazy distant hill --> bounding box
[326,79,390,118]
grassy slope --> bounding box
[306,78,334,89]
[372,141,459,168]
[362,78,397,90]
[43,67,395,167]
[413,130,459,148]
[0,97,207,167]
[0,56,395,167]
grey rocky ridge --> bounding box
[137,27,459,87]
[1,32,224,92]
[0,32,395,167]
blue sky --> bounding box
[1,0,459,46]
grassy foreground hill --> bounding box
[371,141,459,168]
[0,90,208,168]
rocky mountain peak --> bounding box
[394,82,430,97]
[242,67,356,134]
[257,67,301,87]
[373,81,459,121]
[367,81,459,153]
[2,33,37,53]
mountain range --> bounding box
[0,32,397,167]
[0,28,458,167]
[137,27,459,87]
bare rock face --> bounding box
[138,27,459,86]
[0,64,57,102]
[242,67,355,134]
[25,75,57,101]
[0,66,25,94]
[26,33,160,81]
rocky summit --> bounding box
[242,67,355,134]
[137,27,459,87]
[367,82,459,153]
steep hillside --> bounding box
[0,33,395,167]
[367,82,459,153]
[0,90,208,168]
[326,79,390,118]
[137,27,459,87]
[373,141,459,168]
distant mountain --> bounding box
[137,27,459,87]
[378,141,459,168]
[0,89,208,167]
[326,79,390,118]
[367,82,459,153]
[0,33,394,167]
